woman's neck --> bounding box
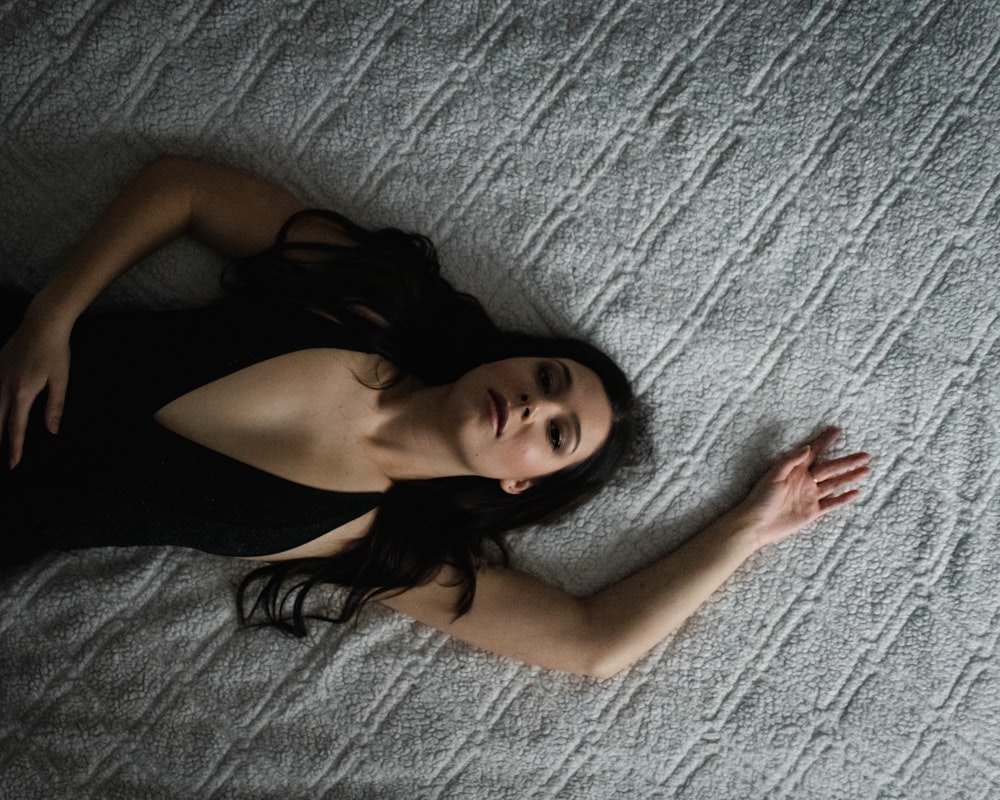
[366,377,471,482]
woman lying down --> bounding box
[0,156,870,679]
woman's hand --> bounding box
[0,313,72,468]
[738,426,869,549]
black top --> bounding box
[1,290,383,558]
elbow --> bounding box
[138,156,198,227]
[143,154,192,184]
[570,598,657,681]
[143,155,204,198]
[571,611,634,681]
[518,602,631,680]
[138,155,197,202]
[577,648,631,682]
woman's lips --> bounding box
[488,389,509,436]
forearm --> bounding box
[580,506,761,679]
[25,155,306,330]
[382,506,764,680]
[27,157,196,329]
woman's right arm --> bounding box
[0,156,318,467]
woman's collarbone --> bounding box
[152,349,390,493]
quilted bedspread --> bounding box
[2,1,998,797]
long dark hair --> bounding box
[227,210,634,635]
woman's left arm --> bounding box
[1,156,319,467]
[381,427,869,680]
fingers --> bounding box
[7,395,30,469]
[815,464,869,495]
[45,374,67,435]
[0,330,72,465]
[0,392,7,461]
[814,445,868,516]
[811,452,869,483]
[805,427,869,514]
[807,426,841,457]
[818,488,859,513]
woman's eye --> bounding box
[538,365,552,393]
[548,421,563,450]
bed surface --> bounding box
[2,1,998,797]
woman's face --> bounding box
[449,356,614,492]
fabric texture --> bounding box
[2,1,998,798]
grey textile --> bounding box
[2,1,998,798]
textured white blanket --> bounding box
[2,1,998,797]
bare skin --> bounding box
[0,157,870,678]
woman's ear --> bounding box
[500,478,534,495]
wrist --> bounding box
[24,286,81,337]
[715,504,767,556]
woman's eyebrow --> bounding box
[557,360,573,390]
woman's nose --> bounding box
[519,394,560,420]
